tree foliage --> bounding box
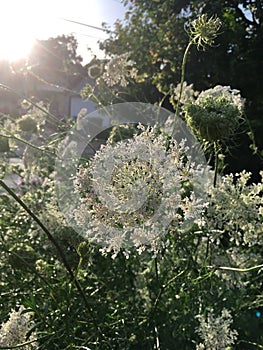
[99,0,263,178]
[27,34,85,86]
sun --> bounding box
[0,2,40,61]
[0,31,34,62]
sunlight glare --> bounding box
[0,1,45,61]
[0,31,34,62]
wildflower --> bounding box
[0,305,38,349]
[184,85,245,141]
[186,14,222,50]
[102,52,138,87]
[195,308,238,349]
[170,81,199,108]
[206,170,263,246]
[74,126,206,257]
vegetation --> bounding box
[96,0,263,180]
[0,2,262,349]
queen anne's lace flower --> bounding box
[195,308,238,349]
[170,81,199,107]
[206,170,263,246]
[74,126,206,257]
[184,85,245,141]
[185,14,222,49]
[0,305,38,349]
[102,52,138,87]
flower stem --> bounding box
[213,141,219,187]
[0,338,38,349]
[175,41,193,117]
[215,263,263,273]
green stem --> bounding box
[238,340,263,349]
[154,257,159,283]
[149,269,186,317]
[214,264,263,273]
[0,339,38,349]
[213,141,219,187]
[175,41,193,117]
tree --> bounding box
[99,0,263,179]
[27,34,85,86]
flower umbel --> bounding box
[195,308,238,350]
[0,305,38,349]
[186,14,222,49]
[74,126,205,257]
[170,81,199,109]
[184,85,245,141]
[206,170,263,246]
[102,52,138,87]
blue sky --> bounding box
[0,0,128,62]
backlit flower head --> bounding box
[102,52,138,87]
[74,126,206,257]
[195,308,238,349]
[55,102,209,259]
[206,170,263,246]
[0,305,38,349]
[184,85,245,141]
[186,14,222,49]
[170,81,199,108]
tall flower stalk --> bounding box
[175,14,222,117]
[174,15,224,186]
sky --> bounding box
[0,0,128,63]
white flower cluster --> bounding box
[206,170,263,246]
[198,85,245,113]
[171,81,199,105]
[195,309,238,350]
[102,52,138,87]
[0,305,38,349]
[184,85,245,141]
[74,126,206,258]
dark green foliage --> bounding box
[99,0,263,177]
